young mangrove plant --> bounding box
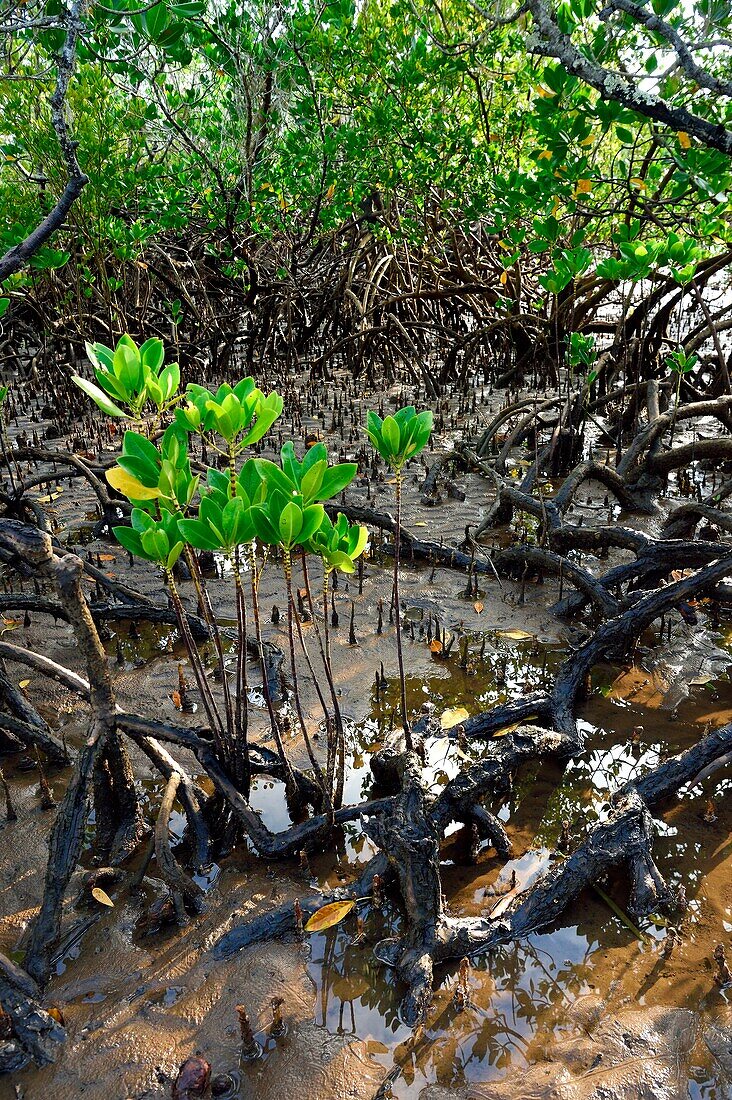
[365,405,433,749]
[73,335,180,425]
[248,442,364,808]
[73,334,369,833]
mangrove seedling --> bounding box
[365,405,433,748]
[73,335,180,424]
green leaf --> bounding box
[318,463,357,500]
[113,526,144,558]
[255,458,295,497]
[141,527,169,562]
[178,518,222,551]
[72,376,126,418]
[327,549,356,573]
[113,341,143,393]
[143,2,169,39]
[301,459,327,504]
[166,541,184,570]
[298,503,325,543]
[381,415,400,457]
[279,501,303,545]
[251,506,279,545]
[140,337,165,374]
[158,362,180,401]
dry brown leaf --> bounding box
[474,601,484,614]
[304,900,355,933]
[171,690,182,709]
[429,639,443,653]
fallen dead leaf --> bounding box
[304,900,355,933]
[91,887,114,908]
[440,706,469,730]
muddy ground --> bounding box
[1,371,731,1099]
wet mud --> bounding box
[1,374,731,1099]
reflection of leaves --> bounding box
[330,973,371,1000]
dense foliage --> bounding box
[2,0,732,392]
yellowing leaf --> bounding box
[18,679,30,689]
[677,131,691,149]
[304,900,355,933]
[91,887,114,908]
[497,628,534,641]
[630,177,647,190]
[574,178,593,194]
[440,706,469,730]
[106,467,159,500]
[500,271,508,285]
[535,85,555,98]
[537,150,552,160]
[592,883,647,942]
[325,182,336,200]
[413,521,427,527]
[496,716,538,736]
[579,135,594,147]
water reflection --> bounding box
[86,610,732,1095]
[294,628,732,1096]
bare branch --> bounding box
[600,0,732,99]
[523,0,732,156]
[0,0,89,282]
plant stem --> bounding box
[226,449,251,790]
[165,568,228,765]
[283,547,331,811]
[231,554,250,795]
[245,542,296,794]
[302,555,345,808]
[393,467,411,748]
[185,545,236,748]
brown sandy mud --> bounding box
[0,369,731,1100]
